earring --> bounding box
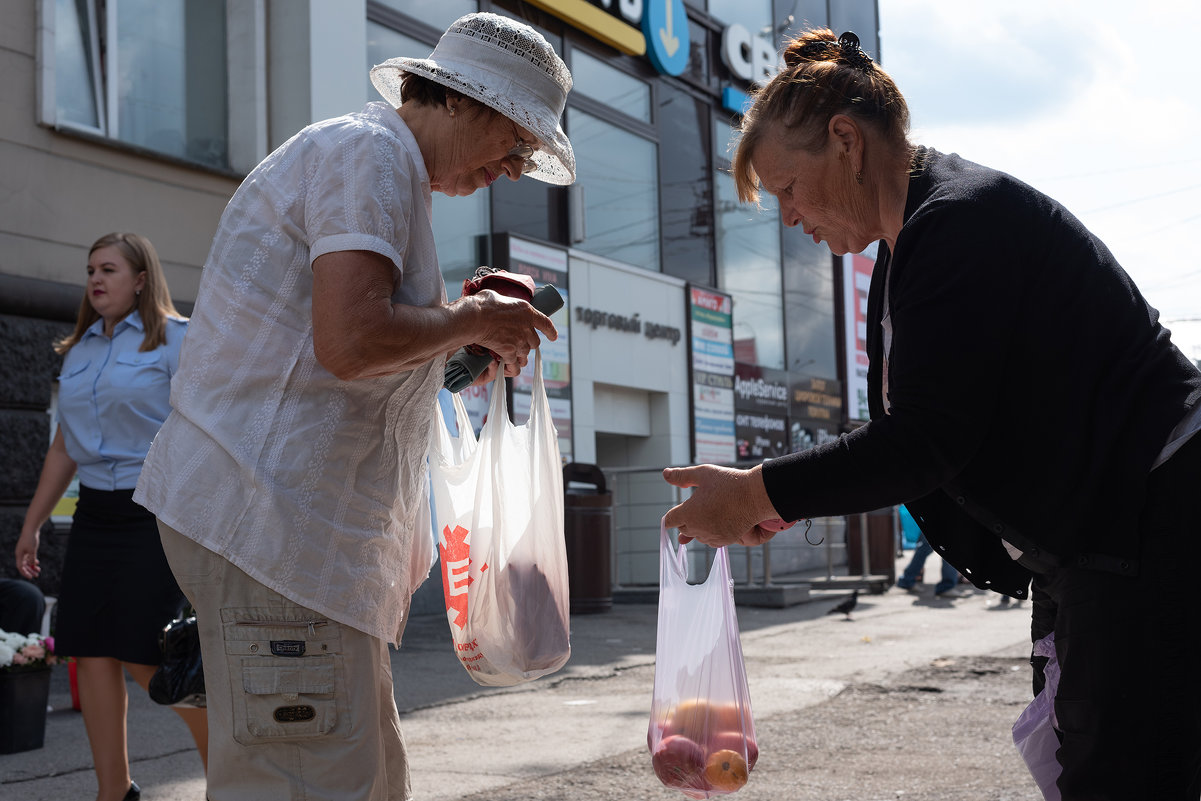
[448,105,456,118]
[855,171,863,185]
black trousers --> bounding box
[1031,432,1201,800]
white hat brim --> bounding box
[371,57,576,186]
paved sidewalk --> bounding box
[2,553,1038,800]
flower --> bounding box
[0,628,59,673]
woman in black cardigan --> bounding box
[665,29,1201,800]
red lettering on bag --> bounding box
[439,525,473,629]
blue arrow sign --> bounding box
[642,0,690,76]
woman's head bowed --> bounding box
[733,28,911,205]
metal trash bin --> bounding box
[563,462,613,614]
[847,507,898,585]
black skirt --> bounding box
[54,486,186,664]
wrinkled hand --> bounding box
[661,464,781,548]
[468,289,557,375]
[15,529,40,579]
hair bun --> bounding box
[782,32,837,68]
[782,29,873,72]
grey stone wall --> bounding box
[0,313,72,599]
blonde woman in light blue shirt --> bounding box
[16,232,206,801]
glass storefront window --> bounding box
[782,225,837,377]
[686,18,711,88]
[570,48,651,124]
[707,0,772,38]
[567,107,660,271]
[54,0,229,169]
[780,0,831,35]
[373,0,476,33]
[658,83,713,286]
[829,0,880,59]
[713,120,784,369]
[367,21,491,288]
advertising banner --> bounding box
[789,376,843,453]
[733,363,789,459]
[842,250,876,422]
[500,235,573,462]
[689,287,735,463]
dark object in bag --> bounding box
[148,613,206,708]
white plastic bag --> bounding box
[1012,632,1062,800]
[648,520,757,798]
[429,352,571,686]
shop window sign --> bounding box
[641,0,690,76]
[733,363,789,460]
[689,287,736,463]
[530,0,779,93]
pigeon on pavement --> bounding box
[827,589,859,620]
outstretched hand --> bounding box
[661,463,783,548]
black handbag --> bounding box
[148,611,206,708]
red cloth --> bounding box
[459,270,536,356]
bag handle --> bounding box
[659,517,732,588]
[481,349,546,432]
[450,389,474,442]
[659,517,690,586]
[431,388,477,465]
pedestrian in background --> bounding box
[133,12,572,800]
[895,506,965,598]
[15,232,207,801]
[664,28,1201,800]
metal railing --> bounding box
[590,464,885,589]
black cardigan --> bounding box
[762,148,1201,597]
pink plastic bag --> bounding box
[1012,632,1062,800]
[648,520,757,798]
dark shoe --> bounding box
[935,587,972,599]
[124,780,141,801]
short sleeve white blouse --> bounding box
[135,103,446,643]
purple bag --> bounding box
[1012,632,1062,800]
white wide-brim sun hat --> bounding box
[371,12,576,185]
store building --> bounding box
[0,0,881,597]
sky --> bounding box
[876,0,1201,362]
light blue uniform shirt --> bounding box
[57,311,187,491]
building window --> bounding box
[567,107,660,270]
[782,224,837,377]
[373,0,476,33]
[829,0,880,58]
[658,83,713,286]
[47,0,229,169]
[707,0,773,33]
[367,20,492,288]
[713,118,784,369]
[571,49,652,124]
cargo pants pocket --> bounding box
[221,609,345,745]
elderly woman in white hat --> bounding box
[132,12,573,801]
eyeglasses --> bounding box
[507,126,539,174]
